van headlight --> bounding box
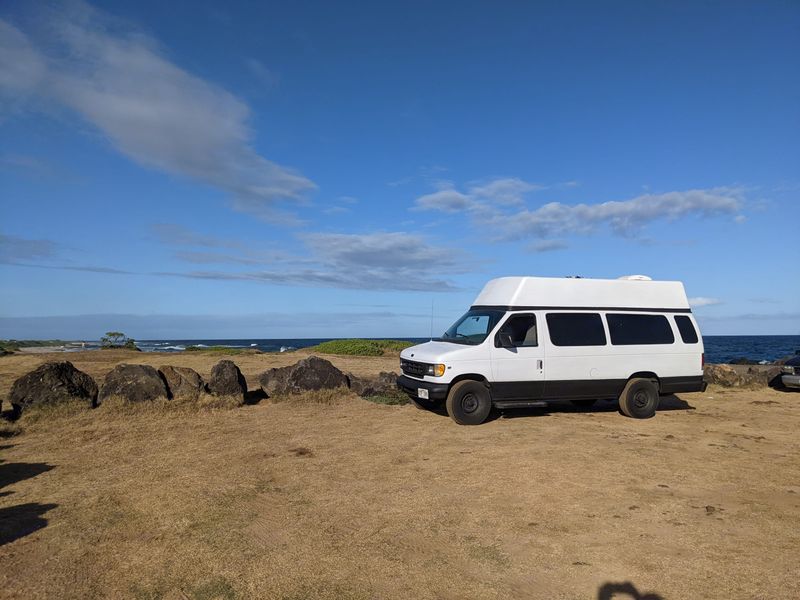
[426,363,446,377]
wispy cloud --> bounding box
[149,224,243,249]
[4,227,467,291]
[528,239,568,253]
[414,177,543,214]
[0,233,59,262]
[161,231,467,291]
[688,297,723,308]
[416,181,745,241]
[0,4,315,222]
[244,58,280,89]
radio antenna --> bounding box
[430,298,434,341]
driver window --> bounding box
[498,314,537,347]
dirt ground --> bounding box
[0,350,798,599]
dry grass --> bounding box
[1,351,799,599]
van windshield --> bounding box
[438,309,506,345]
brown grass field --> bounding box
[1,350,799,599]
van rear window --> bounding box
[606,313,675,345]
[674,315,699,344]
[546,313,606,346]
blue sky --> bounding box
[1,0,798,340]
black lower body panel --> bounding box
[659,375,706,394]
[396,375,449,401]
[490,376,704,405]
[490,379,625,402]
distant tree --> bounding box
[101,331,136,349]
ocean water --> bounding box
[126,335,800,365]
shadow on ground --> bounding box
[0,461,55,490]
[0,502,58,545]
[417,394,694,422]
[0,454,57,545]
[244,388,268,405]
[597,581,664,599]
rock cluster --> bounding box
[259,356,349,396]
[347,371,400,397]
[257,355,400,399]
[9,361,98,415]
[6,359,249,415]
[703,364,783,388]
[98,364,169,403]
[206,360,247,400]
[159,365,205,400]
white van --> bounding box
[397,275,706,425]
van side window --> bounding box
[546,313,606,346]
[674,315,699,344]
[496,314,537,347]
[607,313,675,345]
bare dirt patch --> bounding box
[1,352,798,598]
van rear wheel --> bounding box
[619,378,659,419]
[446,380,492,425]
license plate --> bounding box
[417,388,429,400]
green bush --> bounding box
[310,339,414,356]
[363,394,409,406]
[101,331,137,350]
[0,339,68,353]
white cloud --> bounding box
[688,297,723,308]
[415,181,744,242]
[469,178,542,206]
[528,239,568,253]
[414,177,544,214]
[497,188,743,239]
[414,188,474,213]
[0,6,315,222]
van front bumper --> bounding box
[396,375,449,401]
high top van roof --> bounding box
[472,276,691,312]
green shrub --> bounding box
[101,331,137,349]
[0,339,69,353]
[310,339,414,356]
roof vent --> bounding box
[618,274,652,281]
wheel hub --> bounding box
[633,390,648,409]
[462,393,479,413]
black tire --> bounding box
[570,399,597,408]
[446,380,492,425]
[619,378,659,419]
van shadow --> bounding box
[419,395,694,421]
[0,460,57,545]
[498,395,693,421]
[497,395,694,421]
[597,581,664,600]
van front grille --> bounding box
[401,359,428,378]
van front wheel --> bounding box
[619,378,659,419]
[446,380,492,425]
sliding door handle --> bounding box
[537,359,543,370]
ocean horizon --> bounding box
[43,334,800,365]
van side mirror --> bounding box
[496,332,514,348]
